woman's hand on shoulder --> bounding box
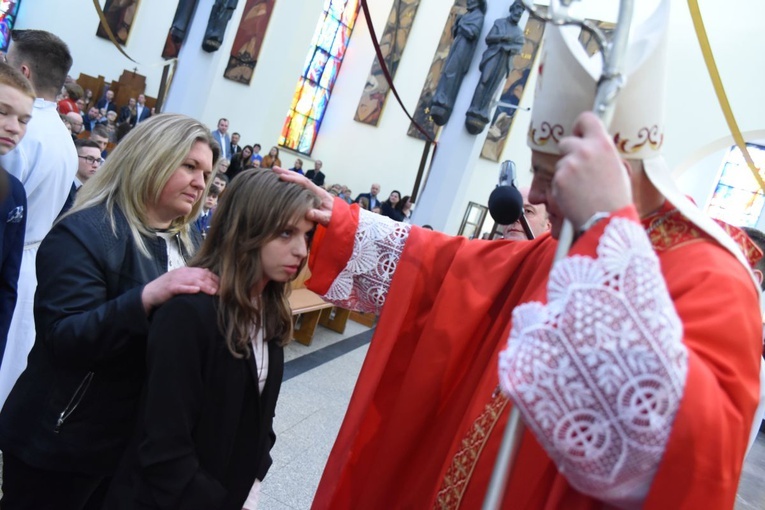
[141,267,219,314]
[272,166,334,226]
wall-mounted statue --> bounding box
[430,0,487,126]
[465,0,526,135]
[203,0,239,52]
[162,0,200,59]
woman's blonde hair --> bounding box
[68,113,220,255]
[191,170,320,356]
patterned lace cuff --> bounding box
[323,208,411,314]
[499,217,688,507]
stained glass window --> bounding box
[706,144,765,228]
[0,1,23,52]
[279,0,360,155]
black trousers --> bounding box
[1,452,110,510]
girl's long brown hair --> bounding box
[190,170,320,357]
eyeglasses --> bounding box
[79,155,104,166]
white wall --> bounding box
[17,1,178,94]
[18,0,765,234]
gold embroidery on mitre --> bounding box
[613,125,664,154]
[529,121,564,146]
[434,392,510,510]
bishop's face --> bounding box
[528,150,565,240]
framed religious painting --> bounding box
[223,0,277,85]
[354,0,422,126]
[96,0,142,45]
[0,0,22,52]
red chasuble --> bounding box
[307,200,761,509]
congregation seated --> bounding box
[82,106,102,132]
[381,190,404,221]
[261,146,281,169]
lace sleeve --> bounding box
[498,218,688,508]
[322,208,411,314]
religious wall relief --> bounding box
[354,0,422,126]
[480,6,546,161]
[96,0,141,45]
[203,0,239,52]
[407,0,467,141]
[464,0,526,135]
[430,0,485,126]
[223,0,277,84]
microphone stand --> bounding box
[519,213,535,241]
[482,1,635,509]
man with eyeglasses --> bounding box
[59,139,102,216]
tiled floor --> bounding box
[0,320,761,508]
[262,322,765,509]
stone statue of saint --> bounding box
[465,0,526,135]
[430,0,486,126]
[202,0,239,53]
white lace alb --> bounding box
[323,208,410,314]
[498,218,688,508]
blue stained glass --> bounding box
[328,0,345,21]
[706,144,765,228]
[319,57,340,89]
[306,49,330,84]
[342,0,360,29]
[331,24,350,60]
[0,0,21,53]
[310,89,330,119]
[317,17,339,53]
[280,0,359,155]
[298,118,318,154]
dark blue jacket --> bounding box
[0,173,26,360]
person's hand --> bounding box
[273,166,334,226]
[141,267,219,314]
[553,111,633,230]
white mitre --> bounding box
[526,0,754,277]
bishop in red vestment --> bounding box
[278,2,762,508]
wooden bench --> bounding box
[289,288,334,346]
[349,311,377,327]
[288,265,351,346]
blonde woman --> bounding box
[0,114,220,509]
[105,170,320,509]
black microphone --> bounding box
[488,160,523,225]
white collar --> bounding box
[34,98,57,110]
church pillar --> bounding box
[163,0,238,119]
[413,0,522,234]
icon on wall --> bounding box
[96,0,141,45]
